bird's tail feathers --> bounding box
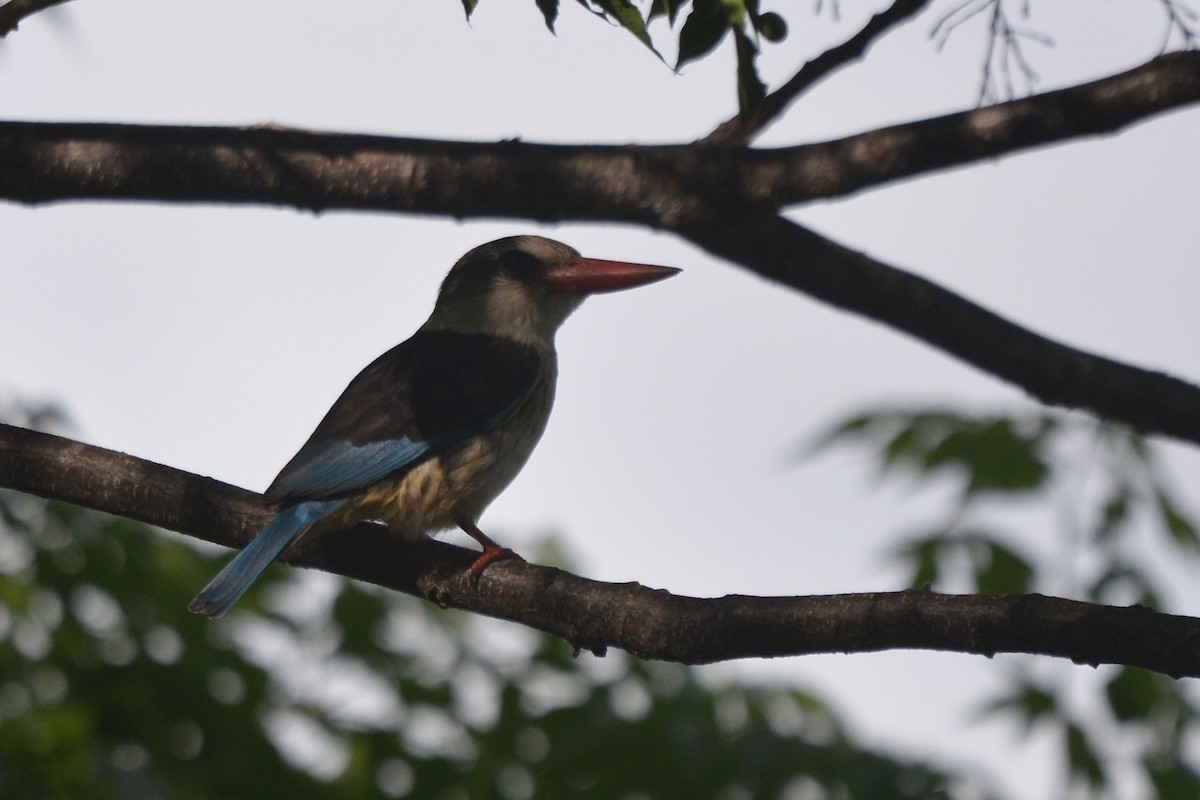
[187,499,342,618]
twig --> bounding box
[704,0,933,146]
[1158,0,1200,50]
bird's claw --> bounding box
[468,546,524,586]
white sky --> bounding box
[3,1,1200,797]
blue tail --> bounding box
[188,499,343,618]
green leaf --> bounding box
[1065,722,1106,788]
[807,411,1055,498]
[966,536,1034,595]
[890,535,946,589]
[924,419,1049,496]
[1148,759,1200,800]
[648,0,685,24]
[1094,485,1132,543]
[1087,565,1161,607]
[581,0,657,52]
[892,531,1032,594]
[461,0,480,19]
[676,0,729,69]
[1105,667,1177,723]
[978,681,1057,730]
[1156,490,1200,552]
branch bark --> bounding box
[0,0,73,37]
[4,423,1200,677]
[5,53,1198,212]
[681,211,1200,444]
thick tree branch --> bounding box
[2,55,1199,444]
[3,422,1200,677]
[4,54,1199,213]
[681,211,1200,443]
[705,0,934,146]
[0,0,73,37]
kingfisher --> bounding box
[188,235,679,618]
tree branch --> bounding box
[746,51,1200,204]
[705,0,934,146]
[3,53,1199,212]
[680,211,1200,444]
[3,423,1200,677]
[2,55,1199,444]
[0,0,74,37]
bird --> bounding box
[188,235,680,618]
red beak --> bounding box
[542,257,681,295]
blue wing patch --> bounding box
[265,437,431,502]
[262,332,542,505]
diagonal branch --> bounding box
[4,422,1200,677]
[705,0,934,146]
[677,210,1200,445]
[0,0,74,37]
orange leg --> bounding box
[458,520,524,581]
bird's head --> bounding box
[423,236,680,345]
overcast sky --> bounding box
[4,1,1199,796]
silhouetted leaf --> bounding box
[536,0,560,30]
[581,0,658,53]
[648,0,687,25]
[676,0,728,68]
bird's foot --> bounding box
[459,520,524,585]
[468,545,525,585]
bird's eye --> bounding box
[498,250,542,281]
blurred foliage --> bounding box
[6,399,1200,799]
[815,408,1200,798]
[0,494,971,799]
[0,401,973,799]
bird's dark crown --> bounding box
[437,236,579,304]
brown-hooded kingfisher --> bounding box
[189,236,680,617]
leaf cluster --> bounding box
[815,408,1200,797]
